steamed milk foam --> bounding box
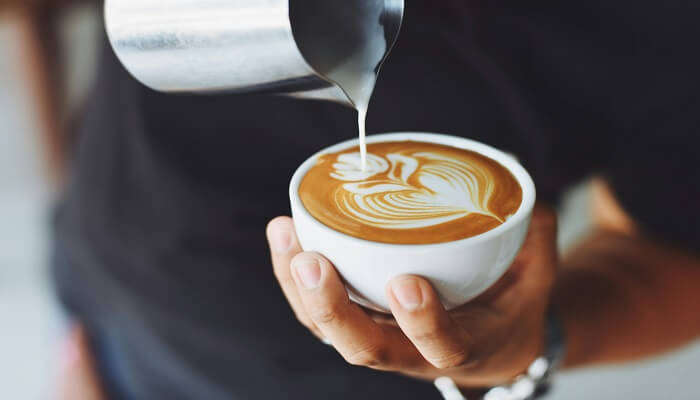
[299,141,523,244]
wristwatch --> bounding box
[434,307,567,400]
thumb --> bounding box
[57,325,105,400]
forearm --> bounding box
[554,229,700,368]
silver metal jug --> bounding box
[104,0,404,107]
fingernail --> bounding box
[391,279,423,311]
[293,257,321,289]
[270,228,292,254]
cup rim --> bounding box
[289,132,536,249]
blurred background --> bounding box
[1,4,699,400]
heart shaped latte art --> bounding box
[329,151,503,229]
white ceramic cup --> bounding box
[289,132,536,312]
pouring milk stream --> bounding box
[290,0,390,171]
[321,18,385,172]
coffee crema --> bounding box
[299,141,523,244]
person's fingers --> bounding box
[468,204,559,307]
[387,276,472,370]
[513,204,558,289]
[58,325,105,400]
[291,252,426,371]
[266,217,319,336]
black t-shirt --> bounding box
[54,1,700,399]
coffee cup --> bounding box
[289,132,536,312]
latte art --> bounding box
[331,151,502,229]
[300,141,523,244]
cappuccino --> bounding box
[299,141,522,244]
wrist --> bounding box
[481,305,567,400]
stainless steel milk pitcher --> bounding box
[104,0,404,106]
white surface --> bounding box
[550,343,700,400]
